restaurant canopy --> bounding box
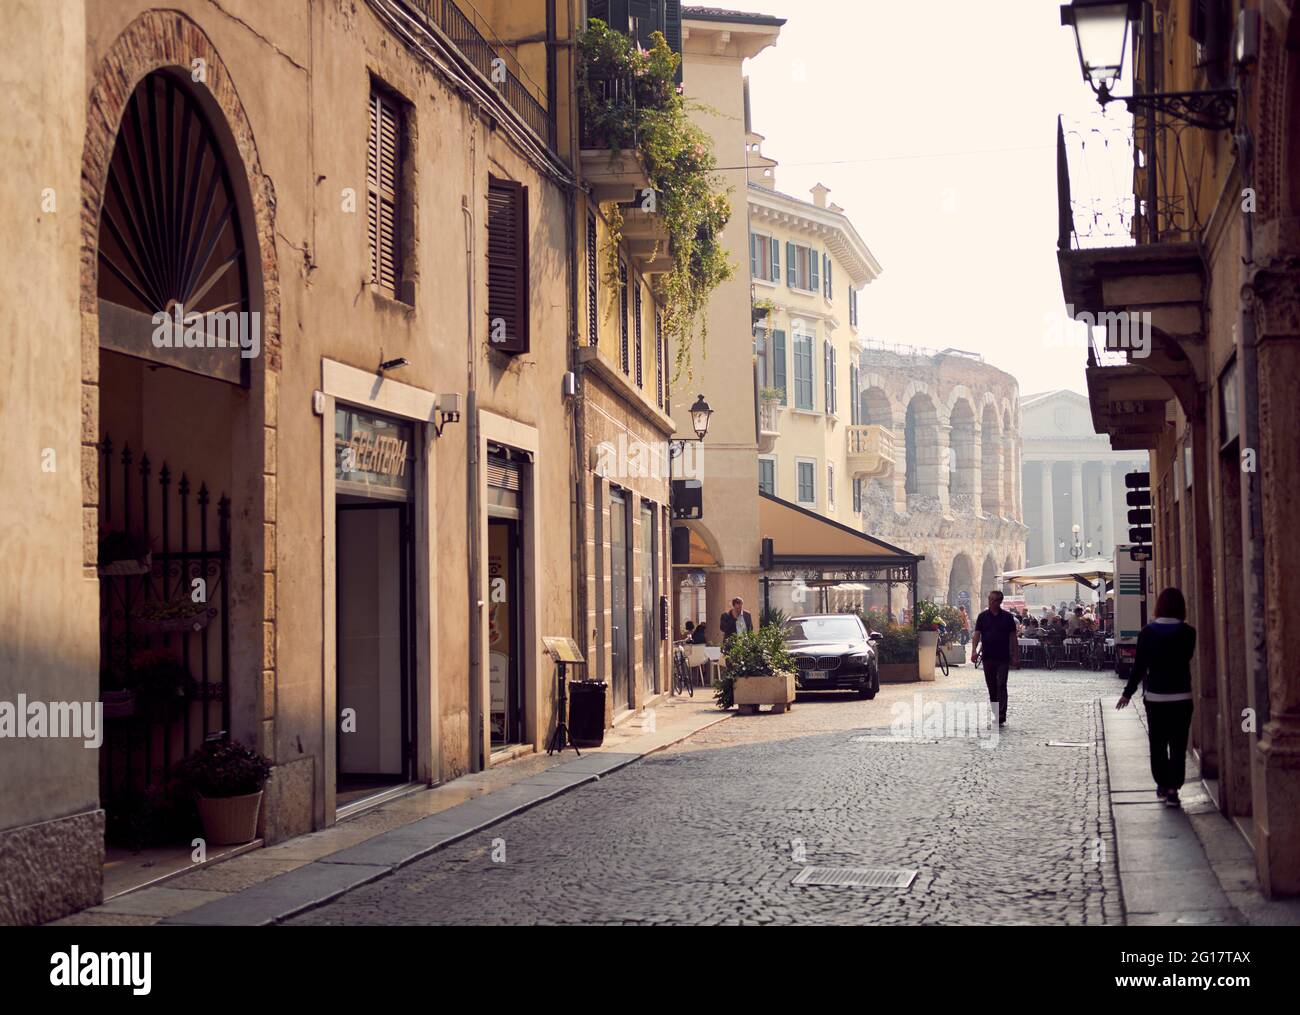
[998,556,1114,590]
[758,492,923,617]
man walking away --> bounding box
[971,590,1019,727]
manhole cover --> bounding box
[793,867,917,889]
[850,735,939,744]
[1046,741,1093,748]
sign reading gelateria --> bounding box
[335,407,414,498]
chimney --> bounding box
[810,183,830,208]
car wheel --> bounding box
[859,674,878,700]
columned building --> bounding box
[1019,391,1146,604]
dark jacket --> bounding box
[719,611,754,639]
[689,625,708,645]
[1123,619,1196,699]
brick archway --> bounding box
[81,10,280,753]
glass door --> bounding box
[641,501,658,696]
[609,489,632,712]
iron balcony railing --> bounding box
[1057,110,1213,251]
[400,0,555,148]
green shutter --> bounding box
[749,233,758,277]
[773,329,786,404]
[786,241,796,287]
[770,237,779,282]
[809,248,818,292]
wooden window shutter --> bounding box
[825,254,833,300]
[773,329,786,404]
[619,260,629,372]
[368,88,402,299]
[830,344,837,414]
[749,233,759,277]
[486,175,529,355]
[770,236,779,282]
[809,247,819,292]
[655,310,664,409]
[823,341,831,411]
[634,281,643,387]
[785,241,796,287]
[587,213,599,346]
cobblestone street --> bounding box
[292,666,1126,926]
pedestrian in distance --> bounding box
[718,597,753,646]
[971,589,1020,728]
[1116,587,1197,808]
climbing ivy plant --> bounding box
[578,20,734,381]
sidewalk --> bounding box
[51,692,730,927]
[1101,695,1300,926]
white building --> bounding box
[1019,390,1148,604]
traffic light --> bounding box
[1125,471,1152,545]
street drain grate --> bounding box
[793,867,917,889]
[1046,740,1094,748]
[850,735,939,744]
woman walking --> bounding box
[1116,588,1197,808]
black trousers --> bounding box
[982,659,1010,720]
[1144,699,1194,790]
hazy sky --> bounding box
[737,0,1119,398]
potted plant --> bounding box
[876,623,920,683]
[97,527,152,576]
[718,623,796,715]
[938,604,966,664]
[915,600,943,681]
[752,297,775,328]
[176,740,272,846]
[126,650,191,707]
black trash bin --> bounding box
[568,680,607,748]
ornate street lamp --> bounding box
[688,393,714,442]
[1058,523,1093,561]
[1060,0,1237,130]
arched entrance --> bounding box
[948,398,977,506]
[948,553,975,613]
[84,12,279,863]
[905,394,940,500]
[981,554,999,601]
[981,404,1002,516]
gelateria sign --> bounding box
[335,407,413,497]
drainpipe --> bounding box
[463,192,483,772]
[1236,76,1270,742]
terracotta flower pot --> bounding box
[195,790,263,846]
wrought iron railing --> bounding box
[98,436,231,835]
[1057,110,1213,250]
[399,0,555,148]
[579,71,638,150]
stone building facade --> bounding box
[854,343,1028,610]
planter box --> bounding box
[196,790,263,846]
[918,631,939,681]
[733,671,795,714]
[134,606,218,634]
[879,661,920,683]
[946,643,967,665]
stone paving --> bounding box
[291,666,1127,926]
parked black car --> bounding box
[782,613,881,699]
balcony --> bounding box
[1056,111,1213,440]
[622,206,671,276]
[846,424,894,480]
[399,0,554,148]
[758,398,782,454]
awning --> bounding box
[999,556,1113,589]
[759,491,918,565]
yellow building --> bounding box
[748,170,882,525]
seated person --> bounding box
[687,619,708,645]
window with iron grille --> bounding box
[634,281,643,387]
[368,84,404,300]
[486,175,529,355]
[587,212,598,346]
[619,260,629,373]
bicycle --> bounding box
[935,644,950,677]
[671,640,694,697]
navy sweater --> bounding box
[1123,620,1197,699]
